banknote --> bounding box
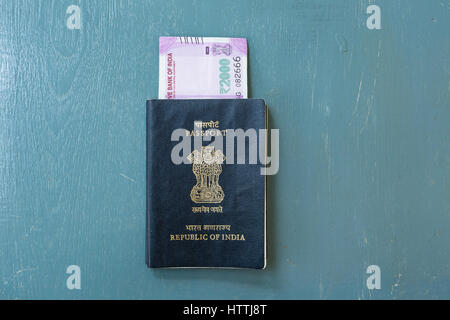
[158,36,248,99]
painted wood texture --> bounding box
[0,0,449,299]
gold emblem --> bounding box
[187,146,225,203]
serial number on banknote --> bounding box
[219,56,243,98]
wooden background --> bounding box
[0,0,449,299]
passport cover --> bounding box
[146,99,266,269]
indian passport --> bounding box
[146,99,267,269]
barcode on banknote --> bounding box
[178,36,204,44]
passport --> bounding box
[146,99,266,269]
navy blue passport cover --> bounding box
[146,99,266,269]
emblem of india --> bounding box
[187,146,225,203]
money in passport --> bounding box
[158,36,248,99]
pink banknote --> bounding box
[159,37,248,99]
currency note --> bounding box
[158,36,248,99]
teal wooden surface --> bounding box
[0,0,449,299]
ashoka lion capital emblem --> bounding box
[187,146,225,203]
